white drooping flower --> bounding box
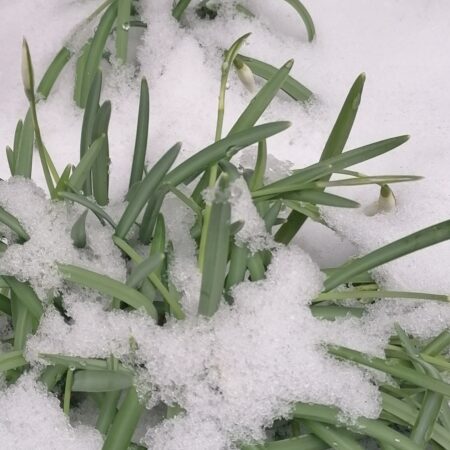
[235,60,256,93]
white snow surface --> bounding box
[0,0,449,449]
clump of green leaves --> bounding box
[0,2,449,450]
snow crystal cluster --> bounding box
[0,0,449,449]
[0,178,126,298]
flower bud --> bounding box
[377,184,396,212]
[235,61,256,93]
[21,38,34,101]
[364,184,396,216]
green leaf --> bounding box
[69,134,106,192]
[37,47,72,99]
[165,121,290,187]
[6,146,15,175]
[225,244,248,291]
[80,3,117,107]
[150,214,166,279]
[102,388,144,450]
[54,164,73,196]
[15,109,34,178]
[72,369,133,392]
[275,73,366,243]
[304,420,364,450]
[322,73,366,161]
[242,434,328,450]
[74,42,91,106]
[96,389,122,434]
[328,345,450,397]
[71,210,88,248]
[257,136,409,199]
[116,0,132,63]
[314,289,449,303]
[293,402,422,450]
[263,200,282,231]
[79,70,102,195]
[324,220,450,291]
[247,253,265,281]
[312,174,422,188]
[282,0,315,41]
[0,351,27,372]
[269,189,360,208]
[138,190,165,244]
[422,330,450,356]
[58,264,158,320]
[58,191,116,228]
[172,0,192,20]
[115,142,181,239]
[0,206,30,242]
[0,293,11,315]
[39,364,67,390]
[129,78,150,188]
[92,101,111,205]
[112,236,185,320]
[63,368,74,415]
[249,139,267,191]
[127,254,165,289]
[310,305,365,320]
[229,60,294,135]
[3,276,43,320]
[40,353,130,372]
[237,55,313,102]
[198,175,231,316]
[12,295,33,351]
[381,392,450,449]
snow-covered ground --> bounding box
[0,1,449,449]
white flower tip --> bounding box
[236,63,256,93]
[378,185,396,212]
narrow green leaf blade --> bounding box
[229,60,294,135]
[165,121,290,187]
[0,351,27,372]
[70,134,106,192]
[102,387,144,450]
[37,47,72,99]
[129,78,150,188]
[4,276,43,320]
[58,264,158,320]
[115,142,181,239]
[283,0,315,41]
[293,402,423,450]
[328,345,450,397]
[58,191,116,228]
[92,101,111,205]
[127,253,165,289]
[198,175,231,316]
[72,369,133,392]
[238,54,313,102]
[0,206,30,242]
[324,220,450,291]
[116,0,132,63]
[71,210,88,249]
[80,4,117,107]
[15,109,34,178]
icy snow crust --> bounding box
[0,0,449,449]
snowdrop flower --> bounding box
[234,59,256,93]
[364,184,396,216]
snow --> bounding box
[0,0,449,449]
[0,373,103,450]
[0,178,126,298]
